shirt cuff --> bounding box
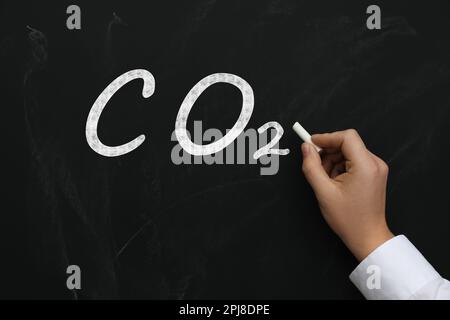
[349,235,441,300]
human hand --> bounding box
[301,129,394,261]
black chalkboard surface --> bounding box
[2,0,450,299]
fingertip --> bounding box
[311,132,328,145]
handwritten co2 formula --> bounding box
[86,70,290,175]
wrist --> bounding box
[348,225,394,262]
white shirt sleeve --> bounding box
[349,235,450,300]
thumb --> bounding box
[301,143,333,196]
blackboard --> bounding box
[2,0,450,299]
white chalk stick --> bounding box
[292,122,322,153]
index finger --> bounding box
[311,129,370,163]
